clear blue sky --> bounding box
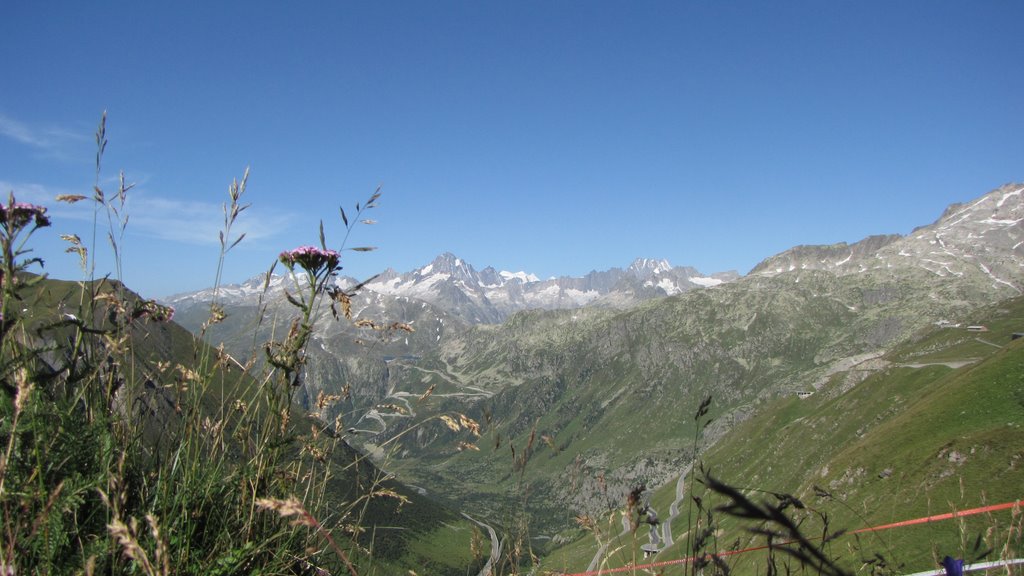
[2,2,1022,298]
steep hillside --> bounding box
[542,294,1024,575]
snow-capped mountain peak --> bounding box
[628,258,673,277]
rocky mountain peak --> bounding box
[373,267,400,282]
[627,258,673,278]
[417,252,475,279]
[933,182,1024,230]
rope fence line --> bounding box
[556,499,1024,576]
[849,500,1024,534]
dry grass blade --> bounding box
[256,497,360,576]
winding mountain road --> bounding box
[462,513,502,576]
[660,463,693,549]
[584,463,693,572]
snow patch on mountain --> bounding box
[563,288,601,305]
[500,270,540,283]
[690,276,724,288]
[644,277,682,295]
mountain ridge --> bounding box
[750,182,1024,289]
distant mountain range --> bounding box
[170,183,1024,326]
[361,254,738,323]
[167,254,739,324]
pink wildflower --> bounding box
[279,246,340,276]
[0,201,50,230]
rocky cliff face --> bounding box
[749,234,902,276]
[878,183,1024,290]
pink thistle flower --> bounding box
[0,201,50,230]
[279,246,340,276]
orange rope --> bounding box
[850,500,1024,534]
[556,499,1024,576]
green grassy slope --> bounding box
[542,295,1024,575]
